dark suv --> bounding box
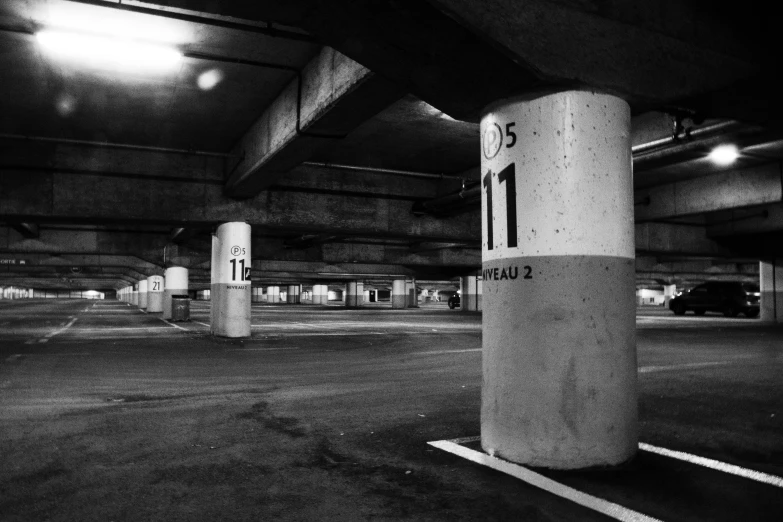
[669,281,760,318]
[447,294,460,309]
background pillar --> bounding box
[760,260,783,322]
[460,275,483,311]
[163,267,188,320]
[211,222,251,338]
[391,279,407,309]
[406,281,418,308]
[346,281,363,307]
[267,286,280,304]
[312,284,328,305]
[146,275,164,313]
[480,90,637,469]
[138,279,148,309]
[286,284,301,304]
[210,234,219,329]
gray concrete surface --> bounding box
[1,300,781,520]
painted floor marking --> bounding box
[225,347,300,352]
[194,321,210,327]
[156,317,188,331]
[428,439,661,522]
[40,317,77,342]
[639,443,783,488]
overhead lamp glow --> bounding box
[36,30,182,73]
[707,144,740,166]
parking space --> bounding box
[0,300,780,520]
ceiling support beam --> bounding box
[635,162,783,222]
[635,223,730,257]
[9,222,39,239]
[225,47,405,198]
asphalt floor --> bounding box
[0,299,780,521]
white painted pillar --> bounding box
[163,267,188,320]
[131,284,138,306]
[138,279,148,309]
[286,284,301,304]
[267,286,280,304]
[760,260,783,322]
[312,284,328,305]
[663,284,677,308]
[211,222,251,338]
[406,281,418,308]
[460,276,483,311]
[391,279,407,309]
[363,290,370,303]
[346,281,363,307]
[146,275,164,313]
[480,90,637,469]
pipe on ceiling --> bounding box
[631,120,743,157]
[0,133,234,158]
[303,162,466,181]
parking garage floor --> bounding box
[1,300,781,521]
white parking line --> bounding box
[639,443,783,488]
[428,439,661,522]
[639,361,738,373]
[415,349,482,355]
[37,317,78,343]
[156,317,188,331]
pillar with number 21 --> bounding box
[211,222,251,338]
[480,90,637,469]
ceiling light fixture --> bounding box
[36,30,182,73]
[707,144,740,166]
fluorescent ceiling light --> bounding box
[707,144,740,166]
[36,30,182,73]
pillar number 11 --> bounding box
[483,163,518,250]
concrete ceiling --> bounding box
[2,0,782,291]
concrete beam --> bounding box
[635,223,730,257]
[635,163,783,222]
[225,47,404,198]
[0,166,480,243]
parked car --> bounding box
[448,294,461,309]
[668,281,760,317]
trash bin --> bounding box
[171,294,190,322]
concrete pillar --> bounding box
[391,279,407,309]
[346,281,363,308]
[138,279,148,309]
[131,284,138,306]
[760,260,783,322]
[480,90,637,469]
[210,234,219,328]
[286,284,301,304]
[267,286,280,303]
[460,276,483,311]
[211,222,251,338]
[146,275,164,313]
[363,290,370,303]
[406,281,418,308]
[251,287,261,303]
[663,284,677,308]
[312,284,328,305]
[163,267,188,320]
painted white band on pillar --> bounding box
[480,90,637,469]
[391,279,407,309]
[163,267,188,320]
[346,281,363,307]
[138,279,148,309]
[211,222,251,337]
[267,286,280,304]
[146,275,164,313]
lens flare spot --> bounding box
[197,69,224,90]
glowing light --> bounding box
[707,144,740,166]
[36,30,182,73]
[197,68,224,90]
[55,92,77,117]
